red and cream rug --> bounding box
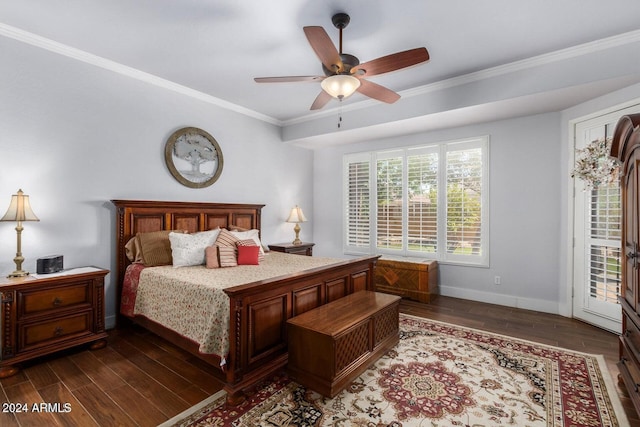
[162,314,629,427]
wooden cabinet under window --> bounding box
[611,113,640,415]
[374,258,438,303]
[0,267,109,377]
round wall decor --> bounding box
[164,127,224,188]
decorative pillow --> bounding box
[230,229,266,254]
[205,245,237,268]
[137,230,186,267]
[237,245,260,265]
[219,245,238,267]
[124,236,143,263]
[215,228,240,247]
[205,245,220,268]
[236,239,264,262]
[229,224,249,232]
[169,228,221,268]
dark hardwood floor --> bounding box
[1,295,638,426]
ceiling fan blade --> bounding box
[357,79,401,104]
[254,76,323,83]
[303,26,343,72]
[352,47,429,77]
[310,90,333,110]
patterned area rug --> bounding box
[162,314,628,427]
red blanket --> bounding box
[120,263,146,317]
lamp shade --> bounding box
[320,74,361,99]
[0,189,39,222]
[286,205,307,223]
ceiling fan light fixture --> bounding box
[320,74,360,99]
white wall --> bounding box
[313,82,640,317]
[313,112,565,314]
[0,37,314,328]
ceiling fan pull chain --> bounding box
[338,101,343,129]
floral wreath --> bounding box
[571,137,620,189]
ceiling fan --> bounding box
[254,13,430,110]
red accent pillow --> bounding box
[237,245,260,265]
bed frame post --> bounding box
[114,205,128,326]
[223,297,245,404]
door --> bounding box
[572,107,638,332]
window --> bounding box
[346,154,371,248]
[588,182,621,303]
[343,137,488,266]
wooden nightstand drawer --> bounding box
[19,311,92,352]
[18,282,91,318]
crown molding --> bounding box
[3,21,639,129]
[282,29,640,127]
[402,29,640,98]
[0,22,281,126]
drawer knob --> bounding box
[52,297,63,307]
[54,327,63,336]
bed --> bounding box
[111,199,379,404]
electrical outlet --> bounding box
[494,276,501,285]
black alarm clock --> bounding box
[36,255,64,274]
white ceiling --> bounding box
[2,1,640,132]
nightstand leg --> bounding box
[89,339,107,350]
[0,365,19,379]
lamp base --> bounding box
[8,224,30,278]
[7,270,29,278]
[292,223,302,245]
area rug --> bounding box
[161,314,629,427]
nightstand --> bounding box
[0,266,109,378]
[268,242,315,256]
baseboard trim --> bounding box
[439,286,561,316]
[105,315,117,330]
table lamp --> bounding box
[1,189,39,277]
[286,205,307,245]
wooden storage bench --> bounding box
[287,291,400,397]
[374,258,438,303]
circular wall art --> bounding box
[164,127,224,188]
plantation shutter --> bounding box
[343,136,488,266]
[407,148,438,254]
[587,137,621,304]
[344,154,371,252]
[445,143,484,260]
[376,153,403,251]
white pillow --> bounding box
[230,229,265,254]
[169,228,221,267]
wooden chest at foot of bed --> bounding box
[287,291,400,398]
[374,258,438,303]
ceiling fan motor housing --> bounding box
[323,53,360,75]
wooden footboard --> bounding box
[112,199,378,404]
[222,255,377,403]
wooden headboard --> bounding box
[111,199,264,305]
